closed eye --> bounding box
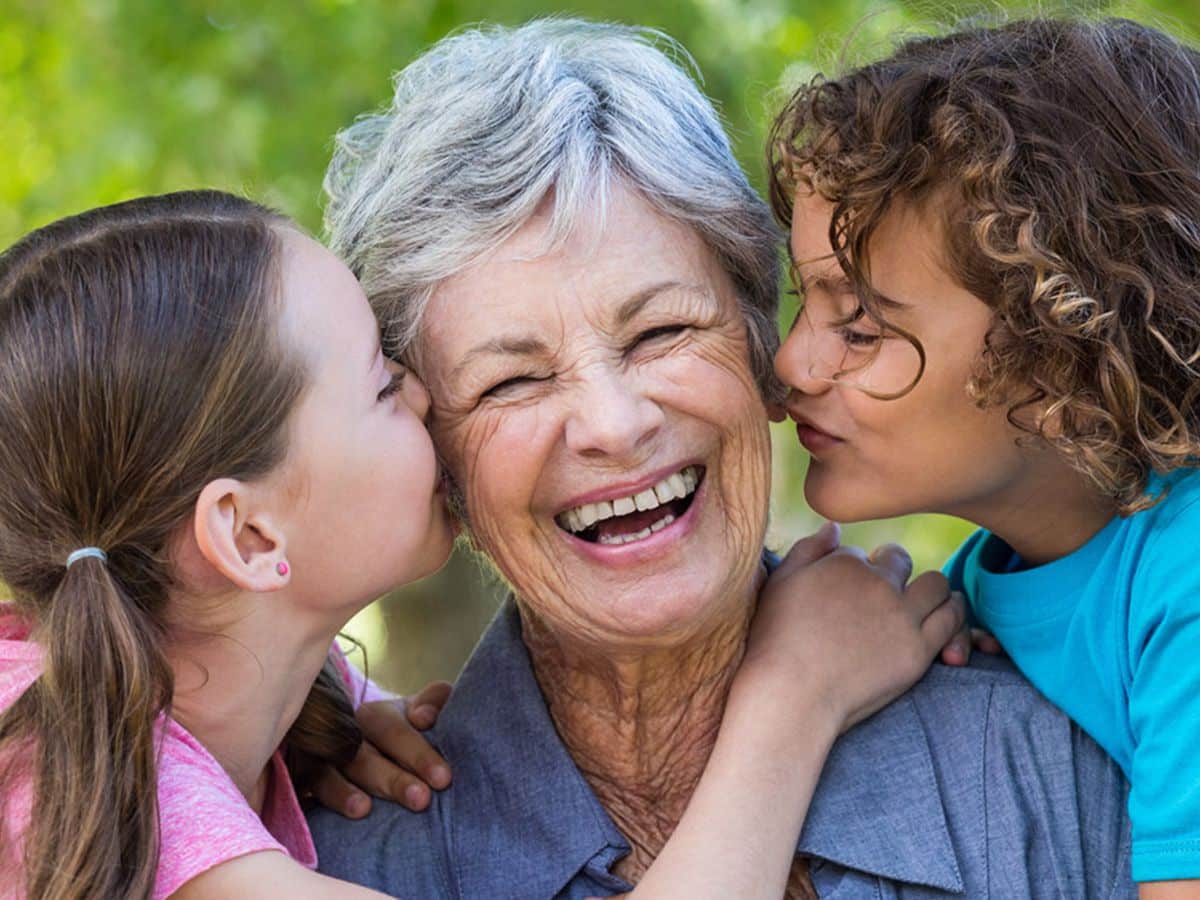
[378,369,405,402]
[831,307,884,348]
[631,324,688,349]
[838,327,884,348]
[482,374,549,398]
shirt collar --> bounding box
[797,692,964,892]
[438,597,964,896]
[762,548,963,891]
[434,601,631,899]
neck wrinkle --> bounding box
[522,586,757,881]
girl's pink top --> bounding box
[0,612,387,898]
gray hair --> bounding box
[324,18,783,398]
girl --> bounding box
[0,190,961,898]
[769,16,1200,896]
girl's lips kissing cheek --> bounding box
[553,464,706,562]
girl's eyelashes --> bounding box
[378,368,406,402]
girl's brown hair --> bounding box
[770,17,1200,513]
[0,191,361,898]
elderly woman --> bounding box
[311,20,1134,899]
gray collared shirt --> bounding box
[311,602,1135,898]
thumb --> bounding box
[778,522,841,573]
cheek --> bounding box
[656,340,773,533]
[435,409,541,535]
[652,325,763,409]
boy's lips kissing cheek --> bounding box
[788,410,846,458]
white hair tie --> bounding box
[65,547,107,568]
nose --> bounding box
[399,365,432,423]
[564,365,664,458]
[774,313,836,397]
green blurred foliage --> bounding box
[3,0,1194,688]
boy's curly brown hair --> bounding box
[769,17,1200,513]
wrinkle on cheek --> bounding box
[685,332,773,579]
[448,405,576,610]
[720,412,772,571]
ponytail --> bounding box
[0,191,305,897]
[1,558,172,899]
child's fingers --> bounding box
[867,542,914,591]
[900,569,952,620]
[403,680,453,729]
[341,740,435,811]
[357,700,453,789]
[309,765,372,820]
[921,591,967,656]
[972,628,1004,655]
[775,521,841,573]
[939,618,973,667]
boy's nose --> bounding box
[774,319,835,396]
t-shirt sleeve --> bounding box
[329,640,393,708]
[154,731,290,899]
[1127,495,1200,881]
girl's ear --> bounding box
[193,478,290,593]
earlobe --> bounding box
[194,479,290,593]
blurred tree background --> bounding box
[3,0,1195,689]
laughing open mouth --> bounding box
[554,465,704,545]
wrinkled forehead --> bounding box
[413,185,736,374]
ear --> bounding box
[193,478,290,593]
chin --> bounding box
[804,472,888,524]
[584,578,747,647]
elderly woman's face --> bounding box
[418,186,772,648]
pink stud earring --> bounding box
[276,561,289,577]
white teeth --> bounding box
[598,519,669,545]
[634,489,658,511]
[579,500,614,527]
[557,466,702,537]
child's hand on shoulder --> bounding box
[738,522,965,735]
[311,681,454,818]
[939,627,1005,666]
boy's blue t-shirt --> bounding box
[945,468,1200,883]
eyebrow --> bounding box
[613,280,699,326]
[449,334,552,382]
[793,269,907,310]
